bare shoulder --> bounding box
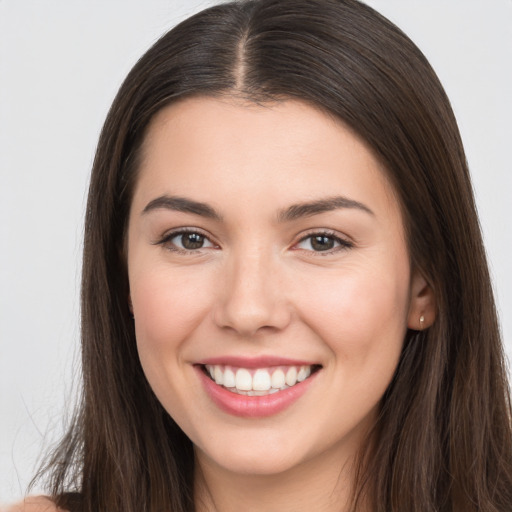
[2,496,67,512]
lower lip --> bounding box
[195,366,319,418]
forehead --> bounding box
[133,96,401,225]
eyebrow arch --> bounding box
[277,196,374,222]
[142,195,223,221]
[142,194,373,222]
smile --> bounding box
[195,359,322,417]
[203,364,319,396]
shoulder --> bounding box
[2,496,67,512]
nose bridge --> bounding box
[214,243,290,336]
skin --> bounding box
[4,497,66,512]
[126,97,435,512]
[14,97,434,512]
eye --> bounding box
[295,232,352,253]
[157,229,216,253]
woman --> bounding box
[15,0,512,510]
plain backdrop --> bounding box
[1,0,511,504]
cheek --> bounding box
[295,258,410,364]
[129,265,216,434]
[293,261,411,430]
[130,264,214,369]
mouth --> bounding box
[195,356,322,417]
[199,363,322,396]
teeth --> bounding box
[235,368,252,391]
[285,367,297,386]
[271,369,285,389]
[223,367,236,388]
[204,364,316,394]
[253,369,271,391]
[297,366,311,382]
[214,365,223,385]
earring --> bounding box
[419,314,425,330]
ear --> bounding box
[407,271,436,330]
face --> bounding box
[127,97,426,478]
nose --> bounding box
[213,251,292,337]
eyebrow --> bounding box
[277,196,374,222]
[142,194,374,222]
[142,195,223,220]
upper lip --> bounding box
[196,355,320,368]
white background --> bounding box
[1,0,511,505]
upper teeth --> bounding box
[205,365,313,395]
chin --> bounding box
[203,447,305,477]
[193,429,312,477]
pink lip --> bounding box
[197,355,316,368]
[194,364,320,418]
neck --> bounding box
[193,443,370,512]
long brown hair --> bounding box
[34,1,512,511]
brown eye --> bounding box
[310,235,335,251]
[159,230,216,252]
[295,232,352,253]
[180,232,206,250]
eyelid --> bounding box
[292,229,354,254]
[153,227,353,255]
[154,226,218,253]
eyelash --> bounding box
[155,228,217,255]
[294,230,353,255]
[155,228,353,255]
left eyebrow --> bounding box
[277,196,374,223]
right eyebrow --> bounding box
[142,195,223,221]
